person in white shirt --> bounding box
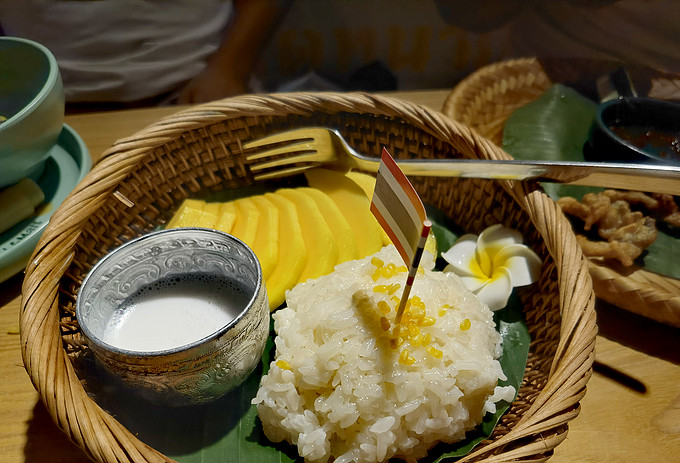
[0,0,287,106]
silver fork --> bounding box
[244,127,680,195]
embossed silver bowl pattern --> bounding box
[75,227,269,407]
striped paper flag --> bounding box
[370,147,431,321]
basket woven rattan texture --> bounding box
[20,92,596,462]
[443,57,680,328]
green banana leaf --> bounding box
[502,84,680,279]
[95,214,530,463]
[425,293,529,462]
[502,83,599,200]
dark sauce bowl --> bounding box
[584,97,680,166]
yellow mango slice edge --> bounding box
[264,192,307,310]
[305,168,383,259]
[277,188,338,285]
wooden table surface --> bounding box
[1,90,679,463]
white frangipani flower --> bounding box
[442,224,542,311]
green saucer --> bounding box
[0,124,91,283]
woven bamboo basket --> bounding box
[443,57,680,328]
[20,92,596,462]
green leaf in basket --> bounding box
[640,226,680,278]
[425,203,465,267]
[502,83,599,200]
[166,321,299,463]
[423,292,530,462]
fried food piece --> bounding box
[609,216,657,247]
[583,201,656,266]
[598,200,645,239]
[603,190,680,229]
[558,191,659,267]
[650,193,680,228]
[557,193,611,230]
[603,189,659,210]
[576,235,644,267]
[664,211,680,228]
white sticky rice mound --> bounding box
[253,245,515,463]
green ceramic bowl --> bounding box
[0,36,64,188]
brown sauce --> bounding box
[610,125,680,161]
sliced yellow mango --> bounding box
[278,188,338,284]
[250,195,279,280]
[230,197,260,248]
[345,170,392,246]
[265,192,307,310]
[214,201,237,233]
[299,187,359,265]
[197,202,220,228]
[305,168,383,259]
[345,170,375,198]
[166,199,205,228]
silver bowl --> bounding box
[76,228,269,406]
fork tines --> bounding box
[244,136,319,179]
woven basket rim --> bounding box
[20,91,597,462]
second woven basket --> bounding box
[443,57,680,327]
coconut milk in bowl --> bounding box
[76,227,269,407]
